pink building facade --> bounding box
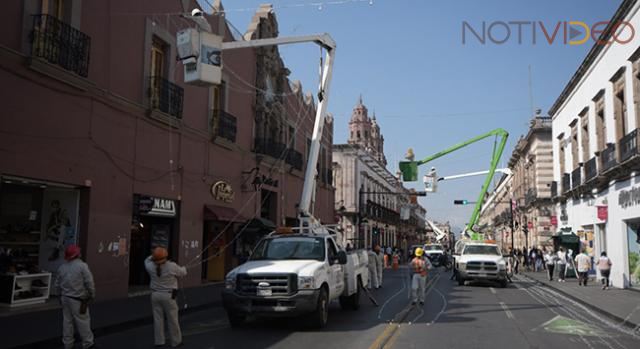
[0,0,334,301]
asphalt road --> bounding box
[87,267,640,349]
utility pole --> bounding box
[510,198,515,252]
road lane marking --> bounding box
[500,301,514,319]
[369,273,440,349]
[489,287,496,294]
[378,273,408,319]
[427,286,448,327]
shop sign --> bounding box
[137,195,176,217]
[597,206,608,221]
[619,186,640,208]
[211,181,234,203]
[551,216,558,226]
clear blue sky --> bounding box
[215,0,621,231]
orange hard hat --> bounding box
[152,246,168,264]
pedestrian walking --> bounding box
[556,247,567,282]
[513,249,520,275]
[597,251,612,290]
[410,247,432,306]
[544,249,557,281]
[375,245,384,287]
[367,247,379,289]
[145,246,187,348]
[54,244,96,349]
[575,250,591,286]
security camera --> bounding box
[191,8,204,17]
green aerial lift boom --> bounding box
[399,128,509,240]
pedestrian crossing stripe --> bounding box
[539,315,606,337]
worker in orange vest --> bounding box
[410,247,432,306]
[392,251,399,270]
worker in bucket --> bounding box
[367,246,379,289]
[410,247,432,306]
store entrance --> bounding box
[129,217,173,286]
[627,219,640,289]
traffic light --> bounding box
[372,227,379,235]
[454,200,469,205]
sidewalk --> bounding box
[1,282,224,348]
[522,271,640,331]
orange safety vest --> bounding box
[411,257,427,277]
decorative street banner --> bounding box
[597,206,608,221]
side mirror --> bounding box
[337,251,348,265]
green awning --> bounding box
[551,233,580,244]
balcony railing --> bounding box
[551,181,558,198]
[584,157,597,181]
[619,128,639,163]
[562,173,571,193]
[254,138,287,159]
[31,14,91,77]
[215,110,237,142]
[149,76,184,118]
[600,143,617,172]
[571,168,582,189]
[285,149,303,171]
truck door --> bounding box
[327,238,345,297]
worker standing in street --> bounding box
[375,245,384,287]
[367,247,379,289]
[54,244,96,349]
[145,246,187,348]
[410,247,432,306]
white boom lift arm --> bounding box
[437,168,511,182]
[219,35,336,229]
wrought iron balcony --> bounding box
[551,181,558,198]
[149,76,184,118]
[214,110,237,142]
[562,173,571,193]
[571,167,581,189]
[584,157,597,181]
[600,143,617,172]
[31,14,91,77]
[285,149,303,171]
[254,137,287,160]
[619,128,639,163]
[524,188,537,206]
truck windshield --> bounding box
[424,245,443,251]
[463,245,500,256]
[250,237,325,261]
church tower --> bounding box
[347,96,387,166]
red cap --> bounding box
[64,245,81,261]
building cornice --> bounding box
[548,0,637,117]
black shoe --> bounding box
[419,302,424,306]
[411,301,416,306]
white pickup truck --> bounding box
[222,229,369,328]
[455,241,508,288]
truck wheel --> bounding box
[350,278,361,310]
[309,288,329,328]
[499,279,508,288]
[227,311,245,328]
[457,276,465,286]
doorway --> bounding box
[129,217,174,286]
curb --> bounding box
[13,300,224,349]
[521,274,640,332]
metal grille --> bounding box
[286,149,303,170]
[215,110,237,142]
[254,138,287,159]
[601,143,617,172]
[31,14,91,77]
[466,261,497,272]
[571,167,581,189]
[149,76,184,119]
[619,129,639,163]
[237,274,297,296]
[584,157,597,181]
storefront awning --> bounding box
[204,205,246,222]
[240,217,276,232]
[550,233,580,244]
